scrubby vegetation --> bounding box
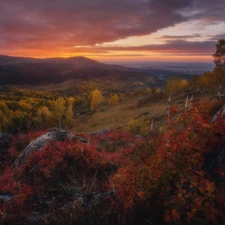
[0,100,225,224]
[0,39,225,224]
[0,87,77,133]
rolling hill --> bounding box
[0,55,191,94]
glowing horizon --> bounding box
[1,0,224,62]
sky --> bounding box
[0,0,225,62]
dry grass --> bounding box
[74,97,168,132]
[73,91,221,133]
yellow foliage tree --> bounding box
[37,98,75,129]
[166,76,180,92]
[19,100,32,111]
[126,118,141,134]
[0,101,13,132]
[47,97,75,129]
[12,110,29,132]
[67,97,75,105]
[155,88,161,94]
[64,103,74,129]
[145,88,152,96]
[179,79,188,89]
[0,110,8,131]
[50,97,66,129]
[108,94,119,106]
[37,106,51,127]
[74,96,83,105]
[90,89,103,111]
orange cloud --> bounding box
[0,0,224,60]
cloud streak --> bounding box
[75,40,216,55]
[158,34,202,40]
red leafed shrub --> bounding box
[0,104,225,225]
[7,130,47,162]
[110,105,225,225]
[0,130,47,173]
[0,132,137,224]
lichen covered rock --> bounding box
[13,129,88,167]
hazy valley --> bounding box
[0,55,193,94]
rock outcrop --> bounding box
[8,129,115,224]
[211,104,225,122]
[13,129,88,167]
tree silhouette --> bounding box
[213,39,225,97]
[213,39,225,69]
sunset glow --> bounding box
[1,0,225,62]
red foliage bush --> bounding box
[0,104,225,224]
[7,130,47,162]
[110,105,225,224]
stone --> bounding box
[13,130,88,167]
[211,104,225,122]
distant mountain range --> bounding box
[0,55,139,85]
[0,55,193,94]
[0,55,125,69]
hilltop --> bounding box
[0,55,191,95]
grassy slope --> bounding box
[73,91,219,133]
[74,98,166,132]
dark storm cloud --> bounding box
[185,0,225,22]
[130,40,216,54]
[0,0,224,54]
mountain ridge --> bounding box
[0,55,106,67]
[0,54,191,94]
[0,54,155,93]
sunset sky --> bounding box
[0,0,225,62]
